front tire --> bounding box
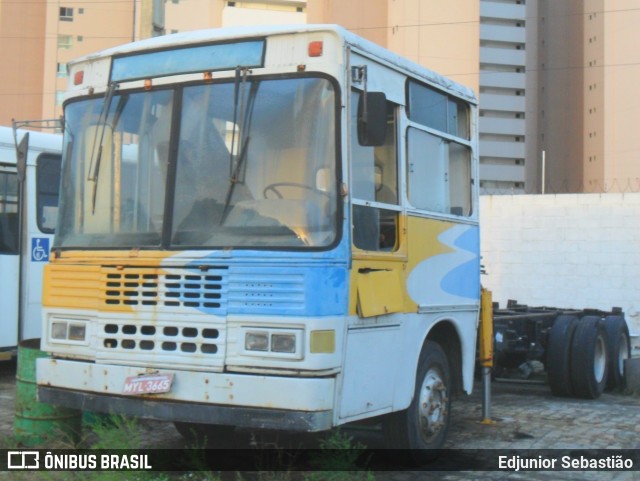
[383,340,451,465]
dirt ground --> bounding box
[2,358,640,480]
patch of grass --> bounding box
[302,430,375,481]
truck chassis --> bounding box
[492,300,630,399]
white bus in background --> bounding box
[0,125,62,357]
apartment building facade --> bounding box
[538,0,640,193]
[1,0,638,193]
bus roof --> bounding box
[0,126,62,166]
[69,24,476,104]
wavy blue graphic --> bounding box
[407,224,480,306]
[441,226,480,299]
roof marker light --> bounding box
[308,41,323,57]
[73,70,84,85]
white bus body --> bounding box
[0,126,62,353]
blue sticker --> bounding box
[31,237,50,262]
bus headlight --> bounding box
[68,323,87,341]
[245,331,269,352]
[243,328,302,358]
[271,333,296,353]
[51,321,68,340]
[49,318,89,344]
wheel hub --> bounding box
[418,368,448,442]
[594,335,606,383]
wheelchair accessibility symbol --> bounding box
[31,238,50,262]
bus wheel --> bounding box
[547,314,579,397]
[604,315,630,391]
[173,422,235,447]
[383,340,451,465]
[570,316,608,399]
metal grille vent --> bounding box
[102,323,220,355]
[104,271,225,308]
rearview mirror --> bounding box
[16,132,29,183]
[357,92,387,147]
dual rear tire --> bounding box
[547,314,630,398]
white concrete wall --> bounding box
[480,193,640,338]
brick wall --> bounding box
[480,193,640,339]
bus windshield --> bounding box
[56,76,338,250]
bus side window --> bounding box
[36,154,61,233]
[350,91,399,252]
[406,80,472,216]
[0,171,19,254]
[406,128,472,216]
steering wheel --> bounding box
[263,182,330,199]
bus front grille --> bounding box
[96,319,226,370]
[103,268,227,311]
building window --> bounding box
[59,7,74,21]
[58,35,73,49]
[55,91,65,107]
[56,63,67,78]
[79,8,84,14]
[77,36,84,42]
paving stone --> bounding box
[2,359,640,480]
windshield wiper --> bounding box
[219,68,258,225]
[89,82,118,213]
[219,136,250,224]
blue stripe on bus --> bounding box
[173,262,348,317]
[440,225,481,300]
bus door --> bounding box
[339,55,409,421]
[21,151,60,341]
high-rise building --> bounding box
[0,0,48,126]
[478,0,534,193]
[538,0,640,193]
[1,0,638,194]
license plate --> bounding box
[122,373,174,395]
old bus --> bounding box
[37,25,479,458]
[0,126,61,356]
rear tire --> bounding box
[570,316,608,399]
[547,314,579,397]
[383,340,451,466]
[604,315,630,391]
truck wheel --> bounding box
[547,314,579,397]
[570,316,608,399]
[174,422,235,447]
[604,315,630,391]
[382,340,451,465]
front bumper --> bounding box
[36,358,335,432]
